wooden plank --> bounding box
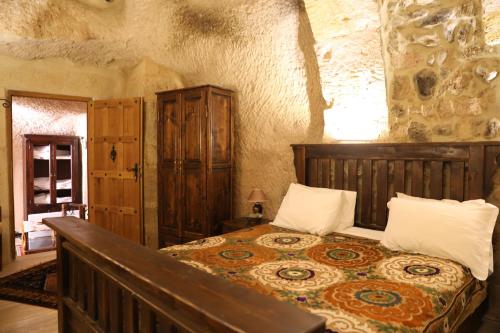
[450,162,465,201]
[308,159,318,187]
[484,146,500,195]
[360,160,372,226]
[57,237,66,333]
[411,161,424,197]
[109,284,122,333]
[123,291,138,333]
[347,160,357,191]
[76,261,86,311]
[139,304,154,333]
[296,143,471,160]
[393,160,405,196]
[334,160,344,189]
[376,160,388,227]
[88,270,97,321]
[320,159,331,188]
[292,146,306,185]
[97,274,109,331]
[429,161,443,199]
[468,145,485,199]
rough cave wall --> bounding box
[124,58,185,247]
[0,55,126,265]
[304,0,389,141]
[11,97,88,232]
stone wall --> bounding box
[379,0,500,142]
[378,0,500,320]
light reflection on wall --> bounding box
[483,0,500,46]
[323,70,388,141]
[304,0,388,142]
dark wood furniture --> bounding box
[221,217,270,233]
[44,217,325,333]
[23,134,82,218]
[157,85,234,246]
[292,142,500,325]
[45,142,500,333]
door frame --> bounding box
[5,90,91,260]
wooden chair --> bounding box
[61,203,86,220]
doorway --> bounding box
[7,90,90,257]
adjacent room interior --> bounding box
[11,94,88,256]
[0,0,500,333]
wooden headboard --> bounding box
[292,142,500,231]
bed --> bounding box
[44,142,500,333]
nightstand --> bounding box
[221,217,271,234]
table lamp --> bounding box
[247,188,268,218]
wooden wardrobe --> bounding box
[157,85,234,246]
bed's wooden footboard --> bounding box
[44,217,325,333]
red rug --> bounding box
[0,260,57,309]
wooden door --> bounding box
[158,93,182,244]
[180,89,207,241]
[88,98,143,243]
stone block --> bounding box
[414,69,437,99]
[407,121,429,142]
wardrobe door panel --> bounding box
[210,92,232,165]
[182,170,204,238]
[180,90,207,241]
[182,93,204,163]
[162,97,178,163]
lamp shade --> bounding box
[247,188,268,203]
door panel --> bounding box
[183,96,202,162]
[180,90,207,241]
[89,98,143,243]
[183,170,203,235]
[211,93,232,164]
[162,99,177,162]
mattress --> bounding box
[160,224,486,333]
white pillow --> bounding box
[271,183,344,236]
[381,197,498,280]
[396,193,494,275]
[292,183,357,231]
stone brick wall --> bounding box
[379,0,499,143]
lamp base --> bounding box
[249,202,263,218]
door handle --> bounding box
[127,163,139,182]
[109,145,117,162]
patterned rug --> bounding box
[0,260,57,309]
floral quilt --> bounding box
[159,224,485,333]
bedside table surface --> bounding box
[221,217,271,233]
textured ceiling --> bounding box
[0,0,293,69]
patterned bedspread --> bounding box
[159,224,485,333]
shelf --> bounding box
[25,135,81,216]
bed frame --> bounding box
[44,142,500,333]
